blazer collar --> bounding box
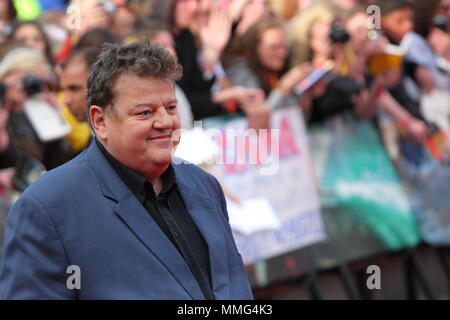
[173,167,230,300]
[86,142,230,299]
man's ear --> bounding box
[89,105,108,141]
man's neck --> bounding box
[151,177,163,196]
[96,138,168,195]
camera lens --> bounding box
[22,74,44,97]
[329,23,350,43]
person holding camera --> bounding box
[0,46,76,170]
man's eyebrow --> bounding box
[165,99,178,105]
[131,100,178,110]
[67,85,82,90]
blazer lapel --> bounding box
[86,142,205,299]
[176,179,231,300]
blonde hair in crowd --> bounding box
[287,0,336,66]
[0,47,51,79]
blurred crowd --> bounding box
[0,0,449,252]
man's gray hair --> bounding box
[86,41,182,119]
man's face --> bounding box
[382,8,414,44]
[94,75,180,179]
[60,58,89,121]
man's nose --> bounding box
[153,107,173,129]
[63,93,72,107]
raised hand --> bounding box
[228,0,249,22]
[278,63,313,95]
[213,86,271,130]
[199,6,232,65]
[234,88,271,130]
[407,118,428,143]
[415,66,435,94]
[213,86,261,104]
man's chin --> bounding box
[151,151,175,166]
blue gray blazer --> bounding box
[0,141,253,299]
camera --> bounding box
[329,22,350,44]
[22,74,45,97]
[0,75,45,106]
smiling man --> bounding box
[0,42,253,300]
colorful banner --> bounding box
[206,106,327,265]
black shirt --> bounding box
[96,139,214,299]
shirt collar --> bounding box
[95,138,176,203]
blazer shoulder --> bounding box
[24,151,92,201]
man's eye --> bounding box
[166,105,177,112]
[136,110,152,117]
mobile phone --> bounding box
[293,60,334,97]
[12,155,46,192]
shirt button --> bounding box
[174,232,179,238]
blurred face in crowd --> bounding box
[257,27,288,72]
[309,21,332,59]
[0,0,10,22]
[196,0,213,22]
[440,0,450,20]
[152,31,177,59]
[174,0,199,29]
[60,57,88,121]
[381,8,413,44]
[112,6,136,40]
[91,75,180,180]
[13,24,47,53]
[346,12,369,52]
